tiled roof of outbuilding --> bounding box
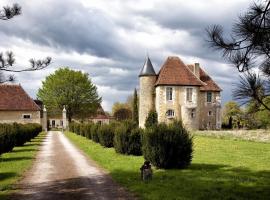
[0,84,40,111]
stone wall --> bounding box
[0,111,41,124]
[139,76,156,128]
[155,85,200,130]
[198,91,221,130]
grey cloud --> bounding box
[0,0,129,60]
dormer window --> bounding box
[166,109,175,118]
[186,88,193,102]
[166,87,173,101]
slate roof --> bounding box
[155,56,204,86]
[0,84,40,111]
[139,56,156,77]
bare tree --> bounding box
[0,3,51,83]
[207,0,270,111]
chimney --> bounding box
[194,63,200,77]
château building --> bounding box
[138,56,222,130]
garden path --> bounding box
[11,131,135,200]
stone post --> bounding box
[43,106,47,132]
[62,105,68,130]
[216,95,221,130]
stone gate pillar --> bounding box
[43,106,47,132]
[62,105,68,130]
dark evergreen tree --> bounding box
[132,88,139,125]
[145,110,158,128]
[207,0,270,111]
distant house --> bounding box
[139,56,222,130]
[0,84,41,124]
[45,104,110,129]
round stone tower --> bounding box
[139,56,157,128]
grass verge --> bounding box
[0,132,46,199]
[66,131,270,200]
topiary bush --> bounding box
[114,120,142,155]
[142,121,193,169]
[91,123,100,143]
[84,123,92,139]
[145,110,158,128]
[98,124,114,147]
[0,123,42,155]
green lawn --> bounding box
[0,132,46,199]
[66,132,270,200]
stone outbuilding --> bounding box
[0,84,41,124]
[139,56,222,130]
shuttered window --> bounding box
[186,88,193,102]
[166,87,173,101]
[207,92,212,102]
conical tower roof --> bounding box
[139,56,156,77]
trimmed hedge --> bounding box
[69,119,193,169]
[114,121,142,155]
[98,124,114,147]
[0,123,42,155]
[142,121,193,169]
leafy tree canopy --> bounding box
[37,68,101,121]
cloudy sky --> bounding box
[0,0,252,111]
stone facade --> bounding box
[0,111,41,124]
[198,92,221,130]
[139,56,222,130]
[139,76,156,128]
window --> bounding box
[23,114,31,119]
[207,92,212,103]
[166,87,173,101]
[166,109,175,118]
[191,109,196,118]
[186,88,193,102]
[52,120,55,127]
[208,111,212,116]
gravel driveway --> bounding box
[11,131,135,200]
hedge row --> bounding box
[70,121,142,155]
[70,120,193,169]
[0,123,42,155]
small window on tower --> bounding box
[166,87,173,101]
[208,111,212,116]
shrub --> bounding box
[145,110,158,128]
[84,123,92,139]
[114,120,142,155]
[70,122,75,133]
[0,123,42,155]
[142,121,193,169]
[91,123,100,143]
[98,124,114,147]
